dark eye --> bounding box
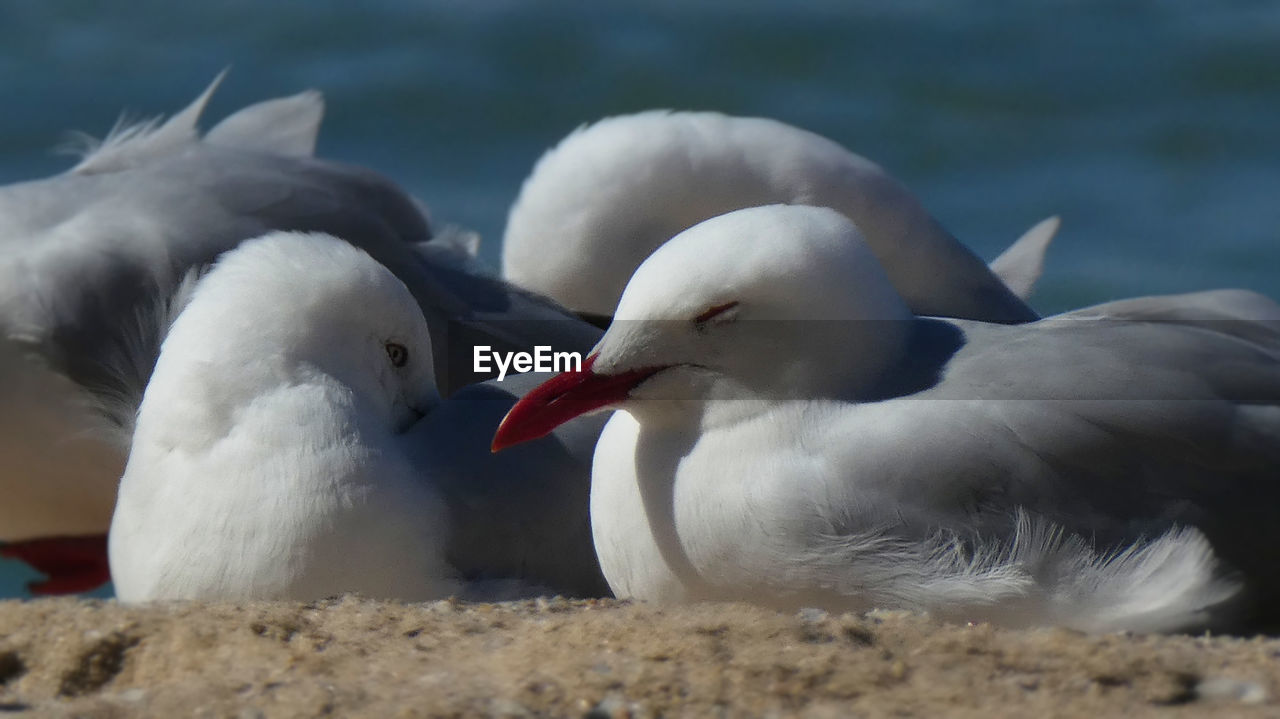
[693,301,740,329]
[385,342,409,368]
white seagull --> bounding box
[502,110,1059,323]
[1,76,597,593]
[493,205,1280,634]
[110,231,607,601]
[109,232,454,600]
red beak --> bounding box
[491,354,661,452]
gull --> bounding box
[492,204,1280,633]
[1,76,597,593]
[110,231,606,601]
[502,110,1059,322]
[109,231,451,600]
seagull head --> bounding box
[492,204,913,451]
[155,231,440,438]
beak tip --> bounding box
[490,415,514,453]
[488,356,635,454]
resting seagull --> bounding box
[1,76,597,593]
[502,110,1059,322]
[110,232,607,601]
[493,205,1280,633]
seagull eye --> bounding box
[693,301,740,329]
[385,342,409,368]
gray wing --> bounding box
[171,146,601,390]
[0,146,421,434]
[402,372,610,597]
[841,292,1280,622]
[1,139,595,431]
[191,150,602,387]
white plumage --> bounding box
[503,110,1057,322]
[109,232,456,601]
[495,204,1280,633]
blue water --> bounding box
[1,1,1277,597]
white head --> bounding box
[493,205,913,448]
[150,231,439,440]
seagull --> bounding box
[1,75,597,594]
[502,110,1059,323]
[109,231,453,600]
[110,231,607,601]
[492,204,1280,634]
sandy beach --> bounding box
[0,596,1275,717]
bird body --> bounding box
[109,232,457,601]
[503,110,1055,322]
[494,205,1280,633]
[110,231,607,602]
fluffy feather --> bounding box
[67,70,225,174]
[783,512,1236,633]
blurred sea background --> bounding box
[1,1,1277,598]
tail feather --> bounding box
[789,510,1238,633]
[989,215,1060,301]
[61,70,327,175]
[990,514,1238,633]
[68,70,226,175]
[205,89,324,157]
